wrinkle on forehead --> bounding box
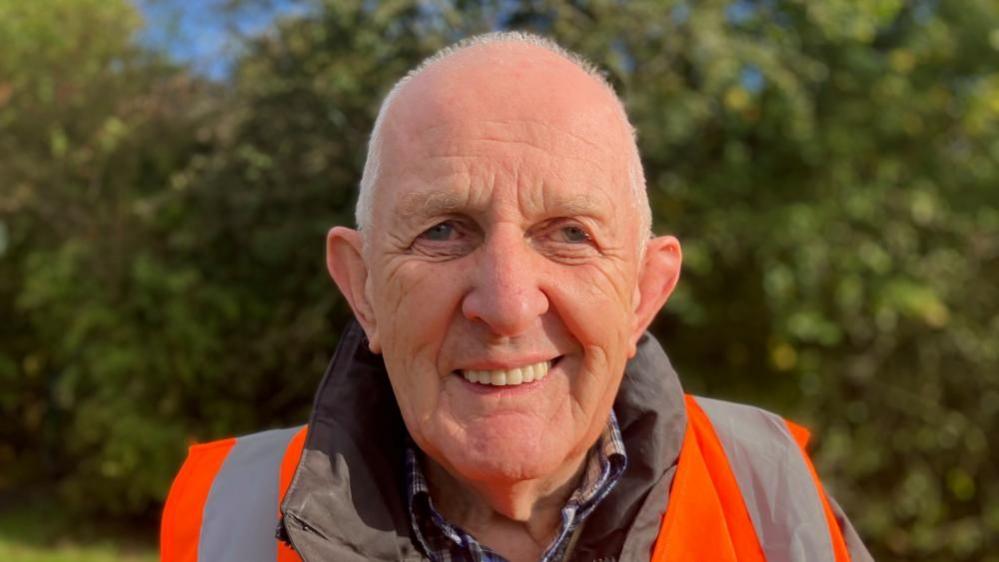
[398,121,614,167]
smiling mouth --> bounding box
[458,359,554,387]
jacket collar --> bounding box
[281,320,687,561]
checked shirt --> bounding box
[405,412,627,562]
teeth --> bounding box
[461,361,551,387]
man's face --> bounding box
[330,44,679,487]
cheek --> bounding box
[375,260,462,342]
[547,263,636,349]
[545,264,636,415]
[372,260,466,422]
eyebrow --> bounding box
[546,192,606,219]
[396,189,469,219]
[394,188,612,226]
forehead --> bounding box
[385,43,631,154]
[372,43,635,220]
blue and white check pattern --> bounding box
[406,411,628,562]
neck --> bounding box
[423,453,588,562]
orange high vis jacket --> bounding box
[161,395,852,562]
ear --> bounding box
[326,226,381,353]
[629,235,682,354]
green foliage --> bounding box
[0,0,215,515]
[1,1,997,560]
[0,494,156,561]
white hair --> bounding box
[355,31,652,243]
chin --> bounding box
[455,455,558,485]
[443,430,570,485]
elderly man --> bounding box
[161,32,872,562]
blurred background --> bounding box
[1,0,997,560]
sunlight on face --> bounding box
[362,43,648,486]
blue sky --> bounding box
[134,1,770,92]
[135,0,306,80]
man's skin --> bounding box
[325,41,682,562]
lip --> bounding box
[453,355,561,372]
[456,367,554,395]
[451,356,562,395]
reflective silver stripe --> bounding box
[199,427,302,562]
[695,397,835,562]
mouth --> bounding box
[455,358,557,387]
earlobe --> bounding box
[326,227,381,353]
[630,235,682,351]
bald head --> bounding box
[356,32,651,240]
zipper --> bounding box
[276,511,332,562]
[284,512,329,539]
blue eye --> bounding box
[411,219,478,258]
[422,222,455,241]
[561,226,590,243]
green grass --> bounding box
[0,493,157,562]
[0,539,157,562]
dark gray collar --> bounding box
[280,321,687,561]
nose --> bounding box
[461,225,549,337]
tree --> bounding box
[0,0,215,514]
[2,1,996,559]
[178,1,999,558]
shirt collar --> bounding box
[405,411,628,561]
